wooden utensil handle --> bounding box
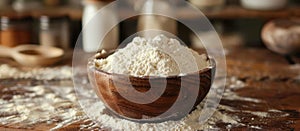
[0,45,13,58]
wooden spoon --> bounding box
[0,45,64,67]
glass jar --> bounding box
[12,0,42,12]
[37,13,70,50]
[0,0,11,9]
[137,0,177,37]
[68,0,82,7]
[0,12,32,47]
[82,0,119,52]
[189,0,225,11]
[44,0,61,7]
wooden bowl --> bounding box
[87,51,216,122]
[261,19,300,55]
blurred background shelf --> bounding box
[181,5,300,19]
[1,5,300,20]
[0,0,299,51]
[0,6,83,20]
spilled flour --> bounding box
[0,85,86,130]
[83,101,240,130]
[0,65,88,130]
[0,64,290,130]
[0,64,72,80]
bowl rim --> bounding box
[88,50,216,79]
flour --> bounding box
[223,77,262,103]
[83,100,241,131]
[243,111,268,118]
[0,64,72,80]
[0,65,85,130]
[0,84,87,130]
[94,35,209,77]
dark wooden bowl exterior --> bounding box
[88,53,216,121]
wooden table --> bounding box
[0,47,299,130]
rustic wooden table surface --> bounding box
[0,47,299,130]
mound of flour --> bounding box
[94,35,209,77]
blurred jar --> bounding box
[138,0,177,37]
[35,12,70,50]
[69,0,82,7]
[189,0,225,11]
[13,0,42,12]
[44,0,61,7]
[82,0,119,52]
[0,0,11,9]
[0,12,32,47]
[241,0,288,10]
